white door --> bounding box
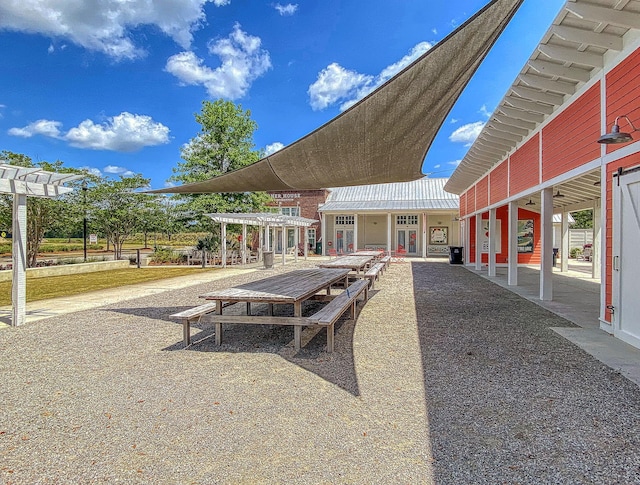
[335,229,354,253]
[613,169,640,348]
[397,229,418,254]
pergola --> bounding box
[0,163,82,326]
[207,213,317,266]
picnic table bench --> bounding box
[171,268,366,352]
[364,262,386,289]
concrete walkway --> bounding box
[465,261,640,388]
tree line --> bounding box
[0,100,271,267]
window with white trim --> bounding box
[396,214,418,225]
[335,215,354,225]
[280,206,300,217]
[308,228,316,249]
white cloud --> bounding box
[449,121,485,145]
[308,41,432,112]
[449,160,462,166]
[274,3,298,15]
[104,165,134,176]
[9,112,170,152]
[264,142,284,155]
[79,166,102,177]
[8,119,63,138]
[0,0,225,60]
[450,118,458,124]
[434,164,441,169]
[165,23,271,100]
[479,104,492,118]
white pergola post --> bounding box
[259,225,264,261]
[540,188,554,301]
[281,224,286,266]
[387,212,392,255]
[264,224,270,251]
[304,227,309,260]
[508,201,518,286]
[241,224,247,264]
[353,213,358,252]
[221,222,227,268]
[561,211,569,272]
[12,194,27,327]
[294,225,299,262]
[475,214,483,271]
[488,208,497,277]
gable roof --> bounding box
[320,178,458,212]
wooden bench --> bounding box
[306,279,369,352]
[364,262,385,289]
[172,280,369,353]
[380,255,391,269]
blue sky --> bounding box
[0,0,565,190]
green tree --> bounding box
[0,151,84,267]
[89,174,152,259]
[571,209,593,229]
[169,99,271,225]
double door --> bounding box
[397,229,418,254]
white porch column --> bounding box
[464,218,471,266]
[294,225,299,263]
[540,188,554,301]
[475,214,483,271]
[281,224,286,266]
[387,213,392,255]
[422,213,428,258]
[488,208,497,277]
[508,201,518,286]
[353,213,358,252]
[592,199,601,279]
[561,211,569,272]
[241,224,247,265]
[11,194,27,327]
[221,222,227,268]
[304,227,309,260]
[321,213,327,256]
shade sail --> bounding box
[151,0,523,194]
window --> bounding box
[396,214,418,225]
[308,228,316,249]
[335,215,354,225]
[280,206,300,217]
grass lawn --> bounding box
[0,267,217,306]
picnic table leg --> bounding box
[183,320,191,346]
[246,302,251,315]
[267,303,274,316]
[327,323,334,353]
[293,301,302,351]
[215,300,223,346]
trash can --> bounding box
[263,251,274,269]
[315,241,322,255]
[449,246,464,264]
[553,248,559,267]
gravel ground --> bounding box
[1,259,639,484]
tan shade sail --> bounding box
[151,0,523,194]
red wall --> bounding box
[509,134,540,195]
[476,176,489,210]
[467,185,476,214]
[606,47,640,155]
[542,82,601,181]
[460,192,467,217]
[490,160,509,205]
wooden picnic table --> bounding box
[352,250,384,259]
[317,255,374,275]
[198,268,351,350]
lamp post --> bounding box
[82,182,87,262]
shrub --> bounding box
[570,247,582,259]
[149,248,186,264]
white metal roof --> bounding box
[320,178,459,212]
[445,0,640,196]
[206,213,317,227]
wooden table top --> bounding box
[199,268,350,303]
[317,255,374,270]
[352,251,384,257]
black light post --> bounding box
[82,182,87,262]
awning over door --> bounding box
[151,0,524,194]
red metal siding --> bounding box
[542,83,601,181]
[469,215,476,263]
[480,207,540,265]
[606,47,640,154]
[509,134,540,195]
[460,192,467,217]
[490,160,508,205]
[467,186,476,214]
[476,176,489,210]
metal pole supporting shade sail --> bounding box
[597,115,639,144]
[150,0,524,195]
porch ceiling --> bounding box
[445,0,640,196]
[515,169,601,211]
